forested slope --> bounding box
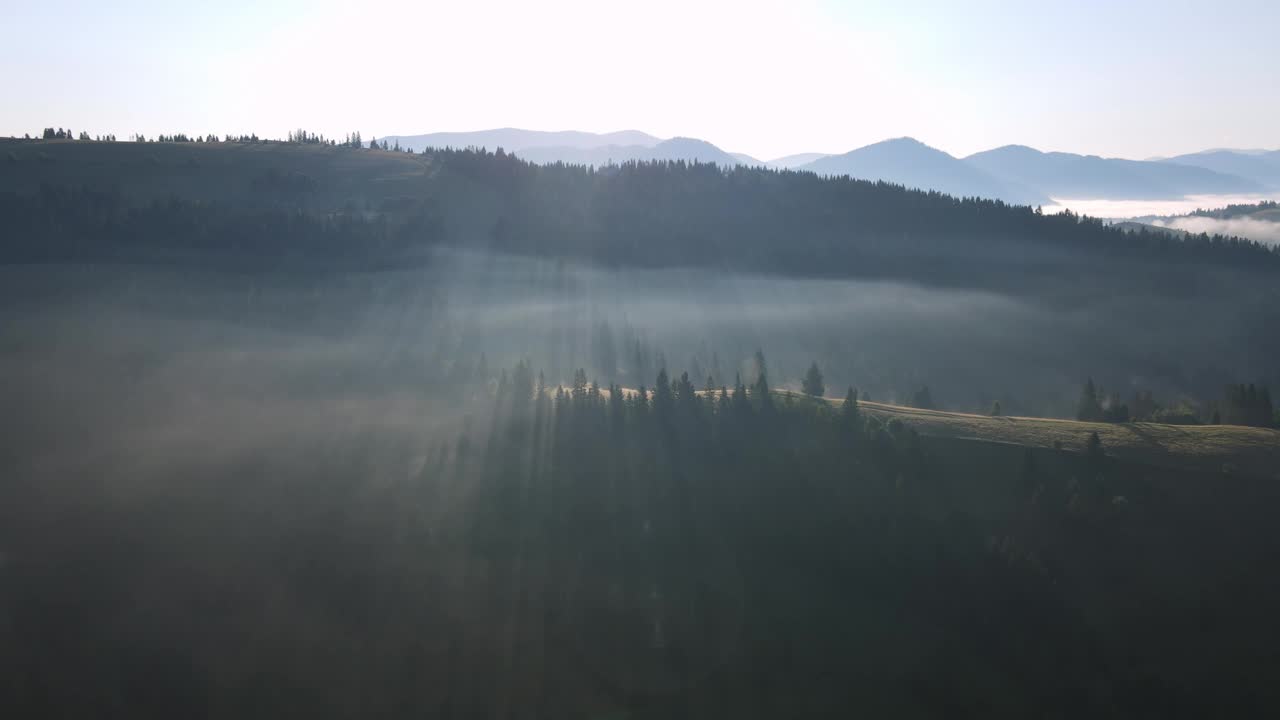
[4,139,1277,287]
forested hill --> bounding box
[2,138,1278,290]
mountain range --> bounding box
[381,128,661,153]
[376,128,1280,205]
[966,145,1269,200]
[803,138,1047,205]
[515,137,742,167]
[1157,149,1280,189]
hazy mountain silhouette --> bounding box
[798,138,1047,205]
[379,128,1280,202]
[379,128,661,154]
[766,152,832,169]
[1158,149,1280,189]
[966,145,1268,199]
[515,137,744,167]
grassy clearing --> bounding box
[841,396,1280,479]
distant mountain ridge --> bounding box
[963,145,1267,200]
[376,127,1279,203]
[379,128,662,154]
[514,137,743,168]
[798,138,1047,205]
[1157,149,1280,189]
[766,152,832,169]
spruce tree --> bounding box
[841,387,860,432]
[1086,430,1104,460]
[802,361,825,397]
[731,373,750,416]
[653,369,672,417]
[673,371,693,406]
[752,354,773,412]
[1077,378,1103,421]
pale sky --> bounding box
[3,0,1277,160]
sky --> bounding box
[3,0,1277,161]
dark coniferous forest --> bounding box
[4,352,1280,717]
[5,139,1278,278]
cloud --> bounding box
[1044,194,1280,219]
[1151,216,1280,246]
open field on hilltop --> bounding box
[847,397,1280,478]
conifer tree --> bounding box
[731,373,750,416]
[511,359,534,408]
[1086,430,1104,460]
[802,361,825,398]
[675,371,697,411]
[841,387,860,431]
[653,369,673,417]
[753,359,774,413]
[1077,378,1103,421]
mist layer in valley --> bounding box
[3,248,1273,455]
[1147,215,1280,246]
[1041,194,1280,219]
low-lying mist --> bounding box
[2,248,1272,451]
[1043,194,1280,220]
[1151,215,1280,245]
